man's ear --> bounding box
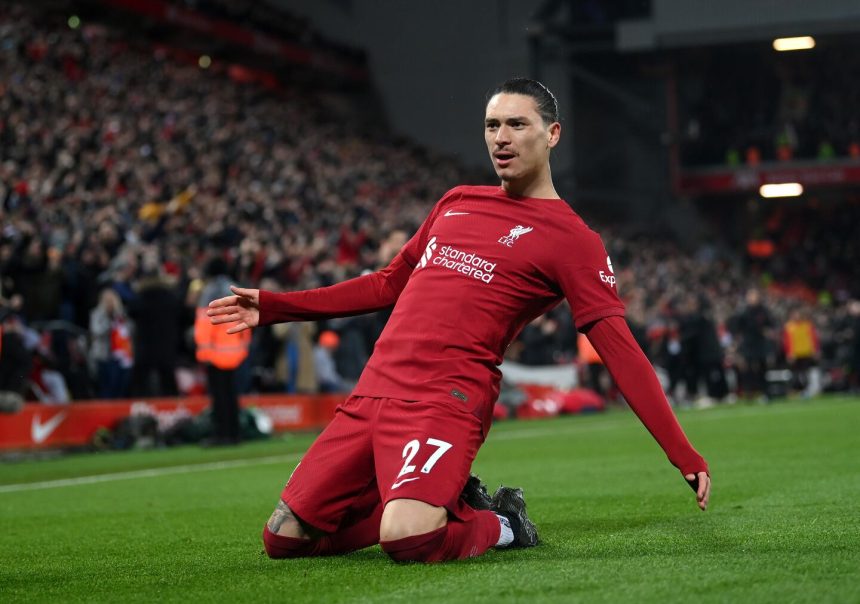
[547,122,561,148]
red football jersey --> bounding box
[259,185,708,475]
[352,185,624,429]
[260,185,624,433]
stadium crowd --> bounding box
[2,4,860,411]
[680,44,860,166]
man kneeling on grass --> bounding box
[208,78,711,563]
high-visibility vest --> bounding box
[194,308,251,370]
[783,319,818,361]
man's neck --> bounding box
[501,173,559,199]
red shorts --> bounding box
[281,395,485,533]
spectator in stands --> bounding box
[313,330,348,393]
[127,267,185,397]
[282,322,318,394]
[3,235,63,323]
[0,310,32,412]
[89,288,133,398]
[519,315,563,366]
[846,300,860,394]
[731,289,775,400]
[681,295,727,406]
[782,308,821,397]
[652,307,686,405]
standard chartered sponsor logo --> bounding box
[432,244,497,283]
[414,237,498,283]
[418,236,437,268]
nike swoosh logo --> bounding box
[391,477,421,490]
[31,411,68,444]
[444,210,470,217]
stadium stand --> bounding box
[2,1,860,410]
[678,42,860,166]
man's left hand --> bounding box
[684,471,711,511]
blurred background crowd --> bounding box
[679,43,860,166]
[2,1,860,411]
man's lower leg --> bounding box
[379,509,501,563]
[263,498,383,559]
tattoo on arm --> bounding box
[267,500,295,533]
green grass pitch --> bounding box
[1,396,858,603]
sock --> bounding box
[495,514,514,547]
[380,509,501,563]
[380,526,448,562]
[262,525,319,558]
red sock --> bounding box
[379,509,500,563]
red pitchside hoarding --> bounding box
[678,162,860,195]
[0,394,343,450]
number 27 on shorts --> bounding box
[392,438,453,488]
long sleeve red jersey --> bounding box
[259,185,707,476]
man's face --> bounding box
[484,93,559,184]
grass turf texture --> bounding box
[1,397,858,603]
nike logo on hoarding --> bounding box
[31,411,68,444]
[444,210,470,217]
[391,477,420,490]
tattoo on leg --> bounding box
[267,500,295,533]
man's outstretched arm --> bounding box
[258,252,413,325]
[582,315,711,510]
[208,252,414,332]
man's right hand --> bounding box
[207,285,260,334]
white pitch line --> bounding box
[0,453,301,494]
[490,420,627,441]
[0,402,827,494]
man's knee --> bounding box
[379,499,448,563]
[379,499,447,542]
[262,500,328,559]
[263,524,311,559]
[266,499,309,539]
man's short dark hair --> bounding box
[488,78,559,125]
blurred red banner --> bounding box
[0,394,343,450]
[678,162,860,195]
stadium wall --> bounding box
[279,0,573,170]
[619,0,860,50]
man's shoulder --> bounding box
[439,184,499,200]
[548,203,598,236]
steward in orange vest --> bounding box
[194,259,251,369]
[194,259,251,445]
[194,306,251,369]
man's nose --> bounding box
[494,126,511,145]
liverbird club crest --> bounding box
[498,225,534,247]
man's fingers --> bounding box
[206,305,236,317]
[225,322,248,335]
[695,472,710,511]
[685,472,710,511]
[209,313,239,325]
[699,473,711,511]
[230,285,254,298]
[684,473,699,493]
[208,296,238,309]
